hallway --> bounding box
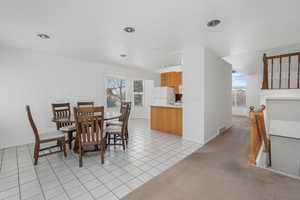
[123,116,300,200]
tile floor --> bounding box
[0,119,202,200]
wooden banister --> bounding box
[248,106,263,166]
[248,105,271,167]
[262,54,269,89]
[262,52,300,89]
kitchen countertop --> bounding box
[150,104,183,108]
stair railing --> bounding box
[248,105,271,167]
[262,52,300,89]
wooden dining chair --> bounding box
[74,106,105,167]
[52,103,76,149]
[106,102,131,144]
[26,105,66,165]
[105,103,130,151]
[77,101,94,107]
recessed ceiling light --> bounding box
[120,54,127,58]
[37,33,50,39]
[123,27,135,33]
[207,19,221,27]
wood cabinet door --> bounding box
[165,72,171,86]
[166,108,182,136]
[165,72,175,87]
[178,72,182,85]
[151,107,182,136]
[160,73,166,86]
[161,72,182,87]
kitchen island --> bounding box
[150,105,182,136]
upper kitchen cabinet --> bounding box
[160,73,167,86]
[176,72,182,85]
[160,72,182,87]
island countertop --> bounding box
[150,104,183,109]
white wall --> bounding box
[204,49,232,143]
[182,45,205,143]
[246,74,261,108]
[0,46,158,148]
[266,99,300,136]
[183,46,232,144]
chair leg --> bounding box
[68,131,73,150]
[105,133,109,146]
[100,142,105,164]
[58,140,63,152]
[34,143,40,165]
[121,134,126,151]
[62,139,67,157]
[79,146,83,168]
[125,127,129,145]
[114,134,116,146]
[108,134,112,146]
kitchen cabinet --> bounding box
[160,73,167,86]
[160,72,182,91]
[151,106,182,136]
[177,72,182,85]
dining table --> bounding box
[52,111,122,153]
[52,111,122,123]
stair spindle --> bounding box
[279,57,282,89]
[271,59,273,89]
[288,56,291,89]
[298,55,300,88]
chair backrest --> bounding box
[120,102,132,121]
[77,101,94,107]
[74,106,104,145]
[52,103,72,129]
[120,103,130,135]
[26,105,40,142]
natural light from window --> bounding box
[232,71,246,108]
[105,76,126,108]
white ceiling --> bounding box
[224,43,300,75]
[1,0,300,71]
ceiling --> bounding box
[224,43,300,75]
[1,0,300,71]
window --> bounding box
[232,88,246,107]
[232,71,246,107]
[133,80,144,107]
[105,76,126,108]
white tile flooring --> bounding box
[0,119,202,200]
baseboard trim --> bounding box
[204,125,233,144]
[204,132,219,144]
[265,168,300,180]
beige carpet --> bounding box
[123,116,300,200]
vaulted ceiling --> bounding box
[1,0,300,71]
